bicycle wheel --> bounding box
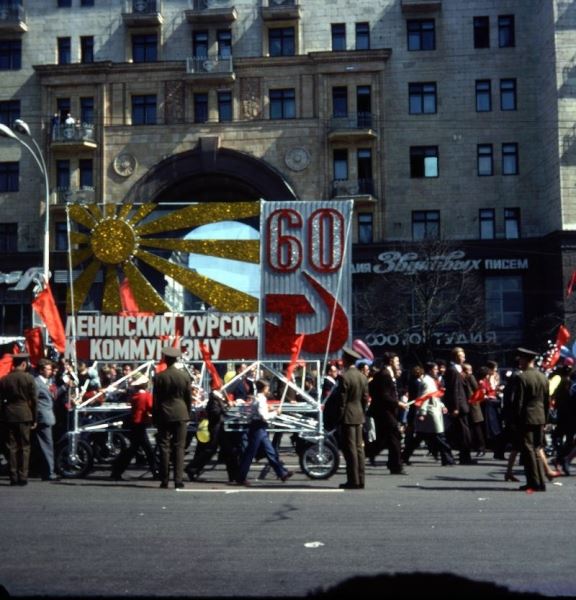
[56,439,94,478]
[299,440,340,480]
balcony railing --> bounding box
[331,179,375,199]
[0,3,27,32]
[328,113,378,142]
[400,0,442,13]
[185,0,237,22]
[51,123,97,152]
[52,187,95,205]
[123,0,163,26]
[261,0,300,21]
[185,56,235,81]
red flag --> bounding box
[199,342,222,390]
[31,284,66,353]
[0,344,18,378]
[155,333,181,374]
[119,278,140,314]
[285,334,305,382]
[24,327,44,367]
[542,325,571,371]
[568,271,576,297]
[413,389,444,408]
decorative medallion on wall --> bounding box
[113,153,137,178]
[285,147,310,172]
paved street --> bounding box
[0,446,574,598]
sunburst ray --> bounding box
[128,203,157,226]
[68,204,99,230]
[72,247,94,268]
[140,238,260,263]
[135,249,258,312]
[69,231,89,245]
[67,259,101,313]
[117,203,133,220]
[123,261,171,313]
[102,266,122,313]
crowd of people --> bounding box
[1,342,574,493]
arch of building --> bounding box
[123,138,298,204]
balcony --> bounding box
[185,0,237,24]
[401,0,442,14]
[51,123,97,152]
[122,0,163,27]
[52,187,95,206]
[327,113,378,142]
[185,56,235,83]
[261,0,301,21]
[0,4,27,32]
[331,179,376,204]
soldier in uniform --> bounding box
[509,347,550,492]
[0,354,38,486]
[152,347,192,489]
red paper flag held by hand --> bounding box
[31,283,66,354]
[568,271,576,297]
[413,389,444,408]
[199,342,222,390]
[24,327,44,367]
[468,387,486,405]
[0,344,19,378]
[541,325,571,371]
[119,278,140,314]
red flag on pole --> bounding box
[31,283,66,353]
[119,278,140,314]
[568,271,576,297]
[413,389,444,408]
[199,342,222,390]
[24,327,44,367]
[0,344,19,378]
[285,334,305,382]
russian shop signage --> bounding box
[352,250,530,275]
[65,201,353,362]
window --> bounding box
[504,208,520,239]
[502,143,518,175]
[331,24,346,51]
[218,29,232,59]
[80,97,94,125]
[357,86,372,127]
[498,15,515,48]
[409,82,436,114]
[81,0,95,6]
[57,97,71,122]
[485,276,523,330]
[55,222,68,252]
[58,37,71,65]
[218,91,232,122]
[269,27,295,57]
[473,16,490,48]
[410,146,438,178]
[58,0,72,6]
[479,209,495,239]
[80,36,94,64]
[407,19,435,51]
[56,160,70,192]
[475,80,491,112]
[0,100,20,127]
[132,34,157,63]
[357,148,373,194]
[0,40,22,70]
[477,144,493,176]
[79,159,93,190]
[193,31,209,58]
[194,93,208,123]
[333,149,348,180]
[500,79,517,111]
[355,22,370,50]
[412,210,440,240]
[131,95,157,125]
[332,87,348,118]
[0,223,18,252]
[0,163,18,192]
[270,89,295,120]
[358,213,373,244]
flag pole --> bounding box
[65,203,78,368]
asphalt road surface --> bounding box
[1,446,574,598]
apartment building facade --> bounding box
[0,0,574,360]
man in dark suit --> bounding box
[335,346,369,489]
[34,359,58,481]
[367,352,407,474]
[510,347,550,492]
[443,346,475,465]
[153,346,192,489]
[0,354,38,486]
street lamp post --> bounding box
[0,119,50,285]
